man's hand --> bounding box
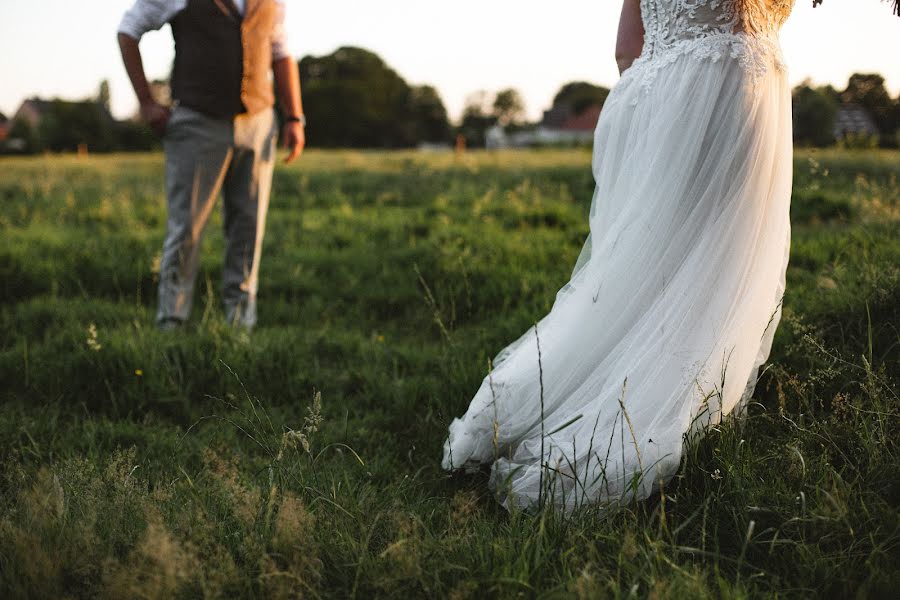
[272,56,305,164]
[140,100,171,136]
[281,121,305,164]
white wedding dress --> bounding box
[443,0,796,511]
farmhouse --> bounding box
[11,97,116,129]
[833,104,879,140]
[3,96,120,153]
[487,102,603,148]
[13,98,53,128]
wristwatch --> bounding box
[286,114,306,127]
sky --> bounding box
[1,0,898,122]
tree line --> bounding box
[3,47,897,153]
[793,73,899,148]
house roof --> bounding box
[542,103,573,129]
[13,97,117,126]
[559,105,602,132]
[19,98,55,114]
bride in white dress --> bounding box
[442,0,797,511]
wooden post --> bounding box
[454,134,466,156]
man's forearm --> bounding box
[272,57,303,118]
[118,33,153,104]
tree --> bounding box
[37,100,117,152]
[462,91,492,119]
[97,80,111,113]
[298,46,450,148]
[818,84,842,106]
[841,73,898,144]
[493,88,525,126]
[458,91,497,148]
[792,83,838,147]
[552,82,610,116]
[409,85,451,144]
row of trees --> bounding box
[2,49,450,153]
[793,73,899,147]
[2,81,158,154]
[457,88,527,148]
[4,47,897,153]
[298,47,450,147]
[5,103,157,154]
[456,82,611,147]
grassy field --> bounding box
[0,148,898,599]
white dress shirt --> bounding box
[119,0,289,61]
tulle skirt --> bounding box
[442,36,793,512]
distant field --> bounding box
[0,149,898,598]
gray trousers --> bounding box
[158,105,277,328]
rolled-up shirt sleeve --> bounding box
[271,0,290,60]
[118,0,184,40]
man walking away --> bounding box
[118,0,306,330]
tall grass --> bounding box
[0,149,897,598]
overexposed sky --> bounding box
[0,0,898,122]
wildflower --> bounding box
[150,254,161,275]
[277,391,323,459]
[279,429,310,457]
[711,468,723,480]
[304,391,323,437]
[817,275,838,290]
[86,323,102,351]
[135,369,143,377]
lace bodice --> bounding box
[641,0,795,57]
[614,0,795,105]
